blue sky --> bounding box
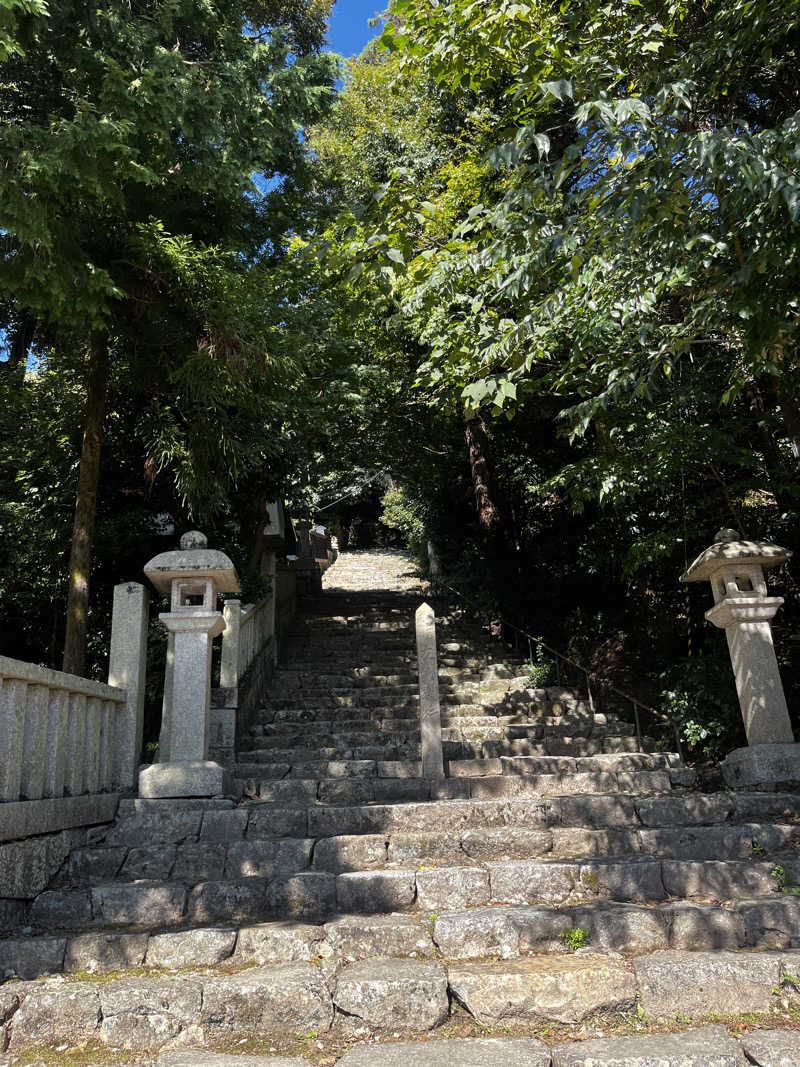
[328,0,384,58]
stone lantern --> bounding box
[139,531,239,798]
[682,528,799,787]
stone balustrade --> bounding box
[275,558,298,643]
[0,657,128,804]
[220,597,273,691]
[0,652,136,909]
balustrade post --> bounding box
[220,599,242,690]
[261,548,278,665]
[108,581,149,789]
[415,602,445,779]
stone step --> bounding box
[255,709,636,730]
[240,752,678,781]
[433,895,800,957]
[8,891,800,987]
[333,1029,751,1067]
[287,620,415,633]
[86,805,799,873]
[241,720,630,752]
[236,744,421,765]
[255,769,680,806]
[302,790,800,837]
[238,769,676,803]
[31,848,800,934]
[0,960,335,1051]
[4,946,800,1054]
[96,790,800,848]
[243,721,638,748]
[460,735,658,757]
[285,637,416,650]
[282,653,516,670]
[447,752,680,776]
[238,733,655,766]
[272,673,453,690]
[243,719,423,740]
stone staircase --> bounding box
[2,550,800,1065]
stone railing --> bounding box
[0,658,125,804]
[311,526,338,574]
[0,582,147,812]
[220,597,274,694]
[0,582,147,910]
[275,559,297,645]
[210,545,302,766]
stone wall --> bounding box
[0,794,119,931]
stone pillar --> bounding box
[139,531,239,799]
[220,599,242,690]
[415,602,445,779]
[682,528,798,787]
[708,598,792,745]
[108,581,149,790]
[161,612,224,762]
[294,519,322,597]
[158,633,175,762]
[295,520,313,558]
[261,548,278,665]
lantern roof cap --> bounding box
[144,531,240,594]
[681,530,791,582]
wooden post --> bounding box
[415,602,444,779]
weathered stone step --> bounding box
[282,653,516,670]
[433,895,800,957]
[332,1029,750,1067]
[5,948,800,1053]
[243,719,422,741]
[1,913,437,982]
[285,636,416,651]
[0,961,334,1051]
[272,672,450,690]
[76,810,796,888]
[266,692,479,710]
[236,742,420,765]
[336,1037,551,1066]
[241,742,422,768]
[8,890,800,987]
[455,735,658,757]
[448,752,679,775]
[251,720,645,743]
[237,736,662,768]
[241,719,636,755]
[237,769,675,804]
[303,790,800,837]
[92,791,800,853]
[30,847,798,935]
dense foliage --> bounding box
[2,0,798,759]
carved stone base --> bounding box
[138,760,232,799]
[722,743,800,789]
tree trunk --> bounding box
[62,331,109,676]
[1,315,35,375]
[744,378,794,516]
[775,380,800,462]
[465,417,503,536]
[464,416,519,606]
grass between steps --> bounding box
[7,996,800,1066]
